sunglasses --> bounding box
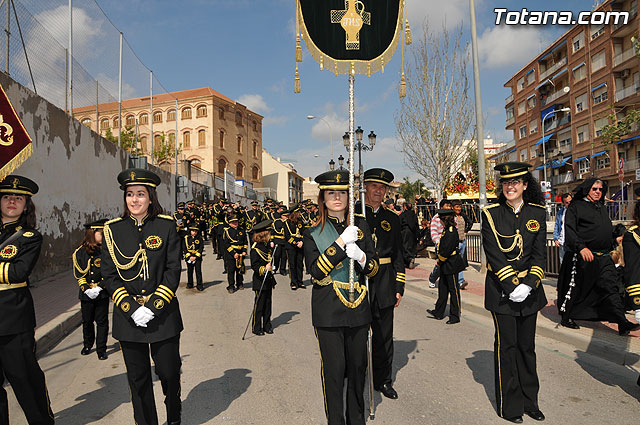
[591,187,603,192]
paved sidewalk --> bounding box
[405,256,640,367]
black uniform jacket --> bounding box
[623,226,640,311]
[183,234,204,261]
[271,219,287,245]
[481,202,547,316]
[284,221,303,248]
[250,241,277,290]
[303,215,379,328]
[222,225,248,259]
[246,209,266,232]
[564,198,615,254]
[356,203,405,309]
[73,246,108,301]
[173,211,188,233]
[102,214,183,343]
[437,225,466,275]
[0,219,41,336]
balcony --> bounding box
[541,89,569,106]
[505,94,514,104]
[539,57,568,81]
[613,48,637,67]
[551,172,575,186]
[623,157,640,172]
[615,83,640,101]
[506,116,515,126]
[613,9,638,32]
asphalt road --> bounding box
[7,245,640,424]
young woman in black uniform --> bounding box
[303,170,379,425]
[0,175,54,425]
[250,219,276,335]
[73,218,109,360]
[285,209,305,289]
[101,168,183,425]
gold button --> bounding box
[142,289,146,294]
[516,229,520,234]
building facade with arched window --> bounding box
[72,87,264,188]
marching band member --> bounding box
[183,225,204,291]
[250,220,276,335]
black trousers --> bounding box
[215,228,224,258]
[0,331,54,425]
[371,302,394,388]
[433,273,461,321]
[224,257,244,289]
[274,244,287,272]
[252,289,272,333]
[210,228,217,254]
[315,325,368,425]
[491,312,540,419]
[287,247,304,286]
[120,335,182,425]
[81,297,109,354]
[186,260,203,288]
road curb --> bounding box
[34,303,81,358]
[404,278,639,368]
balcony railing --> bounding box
[613,48,637,67]
[505,94,514,104]
[615,83,640,101]
[551,172,575,186]
[506,116,515,126]
[539,57,568,81]
[613,9,638,30]
[541,89,569,106]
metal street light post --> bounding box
[307,115,334,164]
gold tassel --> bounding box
[405,19,412,45]
[381,57,385,73]
[399,72,407,98]
[334,61,338,76]
[350,62,355,75]
[296,35,302,62]
[294,64,301,93]
[367,63,371,77]
[320,55,324,70]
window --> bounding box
[619,151,627,162]
[590,24,604,40]
[218,158,227,174]
[252,165,259,180]
[198,129,206,146]
[519,125,527,139]
[183,131,191,149]
[140,136,147,153]
[594,117,608,137]
[113,117,119,128]
[577,124,590,143]
[558,130,572,148]
[236,162,244,178]
[237,135,242,153]
[167,109,176,122]
[196,105,207,118]
[517,76,525,92]
[154,134,162,151]
[573,31,583,52]
[597,155,610,169]
[527,95,536,109]
[181,107,192,120]
[526,70,535,85]
[153,111,162,123]
[139,113,149,125]
[520,150,527,161]
[81,118,91,128]
[168,133,175,144]
[219,107,225,119]
[124,115,134,127]
[219,130,225,149]
[573,63,586,82]
[506,107,514,120]
[591,50,606,72]
[191,159,202,168]
[575,93,587,113]
[252,120,257,131]
[235,111,243,125]
[529,119,538,134]
[252,140,258,157]
[578,159,590,174]
[518,101,525,115]
[592,85,608,105]
[100,118,110,130]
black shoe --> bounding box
[524,410,545,421]
[459,280,468,290]
[560,319,580,329]
[280,271,288,276]
[375,383,398,399]
[98,352,108,360]
[237,284,244,290]
[503,416,523,424]
[291,284,297,290]
[227,287,236,294]
[446,319,460,324]
[618,321,640,336]
[253,330,265,336]
[297,282,306,289]
[265,328,274,334]
[222,270,227,274]
[186,285,194,289]
[81,347,91,355]
[426,309,444,320]
[197,286,204,291]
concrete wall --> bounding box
[0,73,176,282]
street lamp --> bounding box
[338,155,345,169]
[541,107,571,202]
[307,115,334,164]
[329,158,335,171]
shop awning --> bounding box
[591,82,607,92]
[617,134,640,144]
[591,150,606,158]
[552,156,572,168]
[573,156,588,163]
[535,132,555,146]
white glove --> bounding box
[131,306,155,327]
[509,284,532,303]
[345,243,366,267]
[84,287,102,299]
[340,226,359,245]
[635,309,640,324]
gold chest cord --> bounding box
[484,208,523,262]
[104,224,149,282]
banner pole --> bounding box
[348,72,355,302]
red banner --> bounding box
[0,83,32,181]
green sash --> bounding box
[309,223,367,309]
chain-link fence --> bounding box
[3,0,178,165]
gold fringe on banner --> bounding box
[0,142,32,182]
[399,72,407,98]
[294,64,301,93]
[320,55,324,70]
[405,19,412,45]
[296,35,302,62]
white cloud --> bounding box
[477,25,550,69]
[237,94,272,114]
[264,115,291,126]
[406,0,469,32]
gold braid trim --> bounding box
[333,280,367,309]
[103,224,148,282]
[483,207,523,261]
[72,247,90,279]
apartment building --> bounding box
[504,0,640,197]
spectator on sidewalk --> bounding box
[482,162,547,423]
[557,178,639,336]
[0,175,54,425]
[428,199,452,288]
[553,193,572,265]
[73,219,110,360]
[452,200,472,289]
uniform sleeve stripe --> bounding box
[158,285,175,297]
[3,263,8,284]
[155,292,171,303]
[496,265,511,275]
[499,271,516,281]
[316,259,331,275]
[156,287,174,301]
[0,263,5,284]
[496,267,515,279]
[113,287,126,298]
[319,254,333,271]
[114,293,128,306]
[627,284,640,291]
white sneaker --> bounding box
[428,281,436,288]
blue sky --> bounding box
[29,0,603,182]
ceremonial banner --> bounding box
[0,84,32,181]
[294,0,411,91]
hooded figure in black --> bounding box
[557,178,639,335]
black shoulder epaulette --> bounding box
[157,214,175,221]
[105,217,122,225]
